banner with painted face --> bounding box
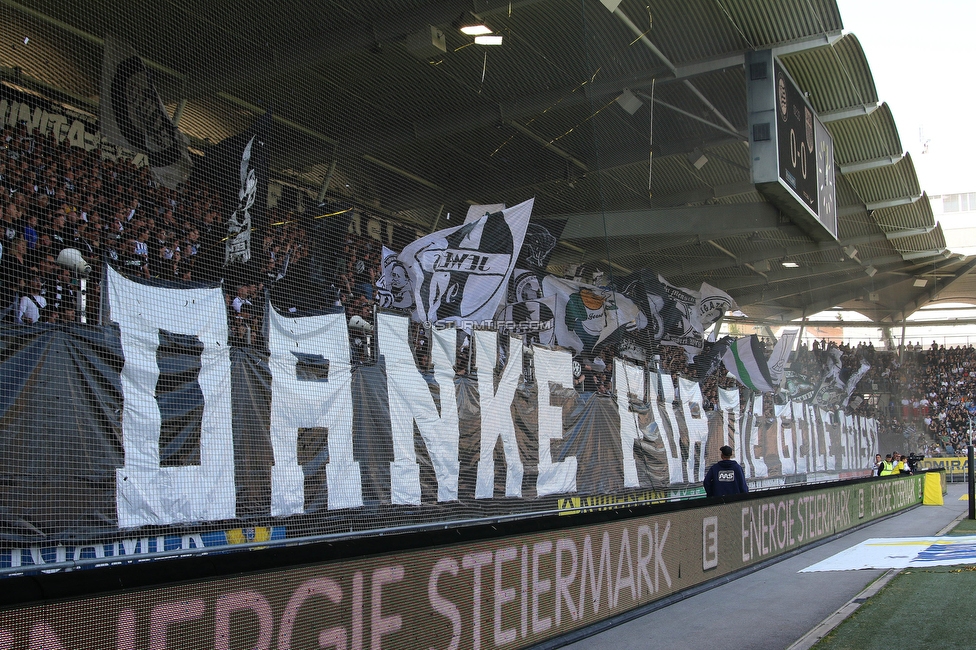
[540,275,648,356]
[99,37,192,189]
[376,245,414,311]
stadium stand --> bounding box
[0,1,966,647]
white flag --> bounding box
[541,275,647,356]
[767,328,798,385]
[697,281,739,330]
[399,198,533,327]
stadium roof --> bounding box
[1,0,973,325]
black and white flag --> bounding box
[194,113,271,269]
[100,37,192,189]
[842,360,872,408]
[496,295,556,337]
[376,245,414,311]
[690,335,733,382]
[812,345,848,410]
[516,220,565,271]
[638,269,703,357]
[400,198,533,327]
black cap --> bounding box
[720,445,734,457]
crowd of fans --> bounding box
[896,342,976,455]
[766,338,976,457]
[1,124,975,457]
[0,121,379,335]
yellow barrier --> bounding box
[923,471,944,505]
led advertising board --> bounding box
[0,475,924,649]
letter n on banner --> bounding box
[107,265,235,527]
[379,313,460,505]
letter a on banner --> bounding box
[267,304,361,514]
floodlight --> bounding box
[460,24,492,35]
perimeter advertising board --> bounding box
[917,457,969,481]
[0,474,923,649]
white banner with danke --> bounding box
[105,266,879,529]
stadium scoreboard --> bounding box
[747,49,838,242]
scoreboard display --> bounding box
[747,50,837,241]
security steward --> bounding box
[878,453,896,476]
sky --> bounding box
[836,0,976,196]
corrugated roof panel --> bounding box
[168,98,251,144]
[834,174,874,237]
[839,211,881,241]
[712,190,767,205]
[623,0,748,65]
[711,0,843,50]
[857,240,902,263]
[829,103,902,166]
[658,68,750,133]
[930,224,948,251]
[892,225,947,255]
[845,154,921,207]
[674,142,752,189]
[780,34,877,114]
[873,192,937,232]
[0,8,99,100]
[644,153,705,197]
